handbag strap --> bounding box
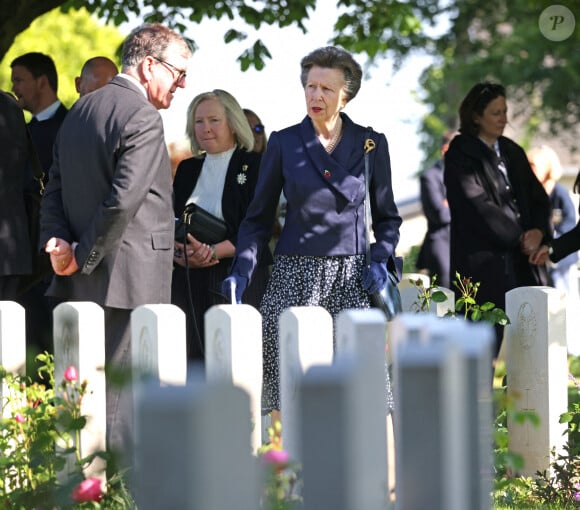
[363,127,375,269]
[25,125,45,196]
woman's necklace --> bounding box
[320,117,343,154]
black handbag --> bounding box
[363,130,403,321]
[174,202,228,245]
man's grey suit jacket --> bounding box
[40,75,174,309]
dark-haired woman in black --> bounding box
[444,82,552,358]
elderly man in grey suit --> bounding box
[39,23,192,472]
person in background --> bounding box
[10,52,67,361]
[75,56,118,97]
[223,46,401,425]
[172,90,271,363]
[10,52,67,181]
[528,147,580,355]
[444,82,552,360]
[416,130,456,288]
[531,170,580,266]
[0,91,36,300]
[40,23,192,472]
[243,108,268,154]
[244,107,286,249]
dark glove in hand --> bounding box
[221,274,248,304]
[362,261,388,293]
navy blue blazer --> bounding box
[232,113,402,281]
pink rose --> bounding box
[261,449,290,465]
[72,477,103,503]
[64,366,78,382]
[14,413,25,423]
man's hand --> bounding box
[45,237,79,275]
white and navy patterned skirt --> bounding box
[259,254,394,415]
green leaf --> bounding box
[432,291,448,302]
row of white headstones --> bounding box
[0,276,569,510]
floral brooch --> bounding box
[237,164,248,185]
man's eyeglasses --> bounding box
[252,124,265,134]
[153,56,187,82]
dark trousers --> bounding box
[104,307,133,477]
[0,275,21,300]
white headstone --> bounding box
[0,301,26,417]
[131,304,187,385]
[279,306,333,461]
[505,286,568,476]
[393,317,465,510]
[335,308,390,510]
[427,318,494,510]
[400,273,430,312]
[205,304,262,452]
[300,362,360,510]
[53,302,106,481]
[135,381,260,510]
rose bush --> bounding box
[0,353,134,509]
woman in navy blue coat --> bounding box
[223,46,402,416]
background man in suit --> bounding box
[10,52,67,182]
[0,91,35,300]
[40,23,192,471]
[10,52,67,359]
[75,56,118,97]
[416,130,456,288]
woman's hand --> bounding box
[520,228,543,256]
[173,233,219,268]
[529,245,550,265]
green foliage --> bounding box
[410,271,511,327]
[492,369,580,508]
[0,7,123,111]
[0,353,134,509]
[409,274,449,313]
[448,272,510,326]
[402,244,421,274]
[418,0,580,160]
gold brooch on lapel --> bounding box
[364,138,376,154]
[237,164,249,185]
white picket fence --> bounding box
[0,279,569,510]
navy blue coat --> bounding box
[232,113,401,281]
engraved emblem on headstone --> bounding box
[212,328,229,379]
[517,302,537,349]
[138,326,153,378]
